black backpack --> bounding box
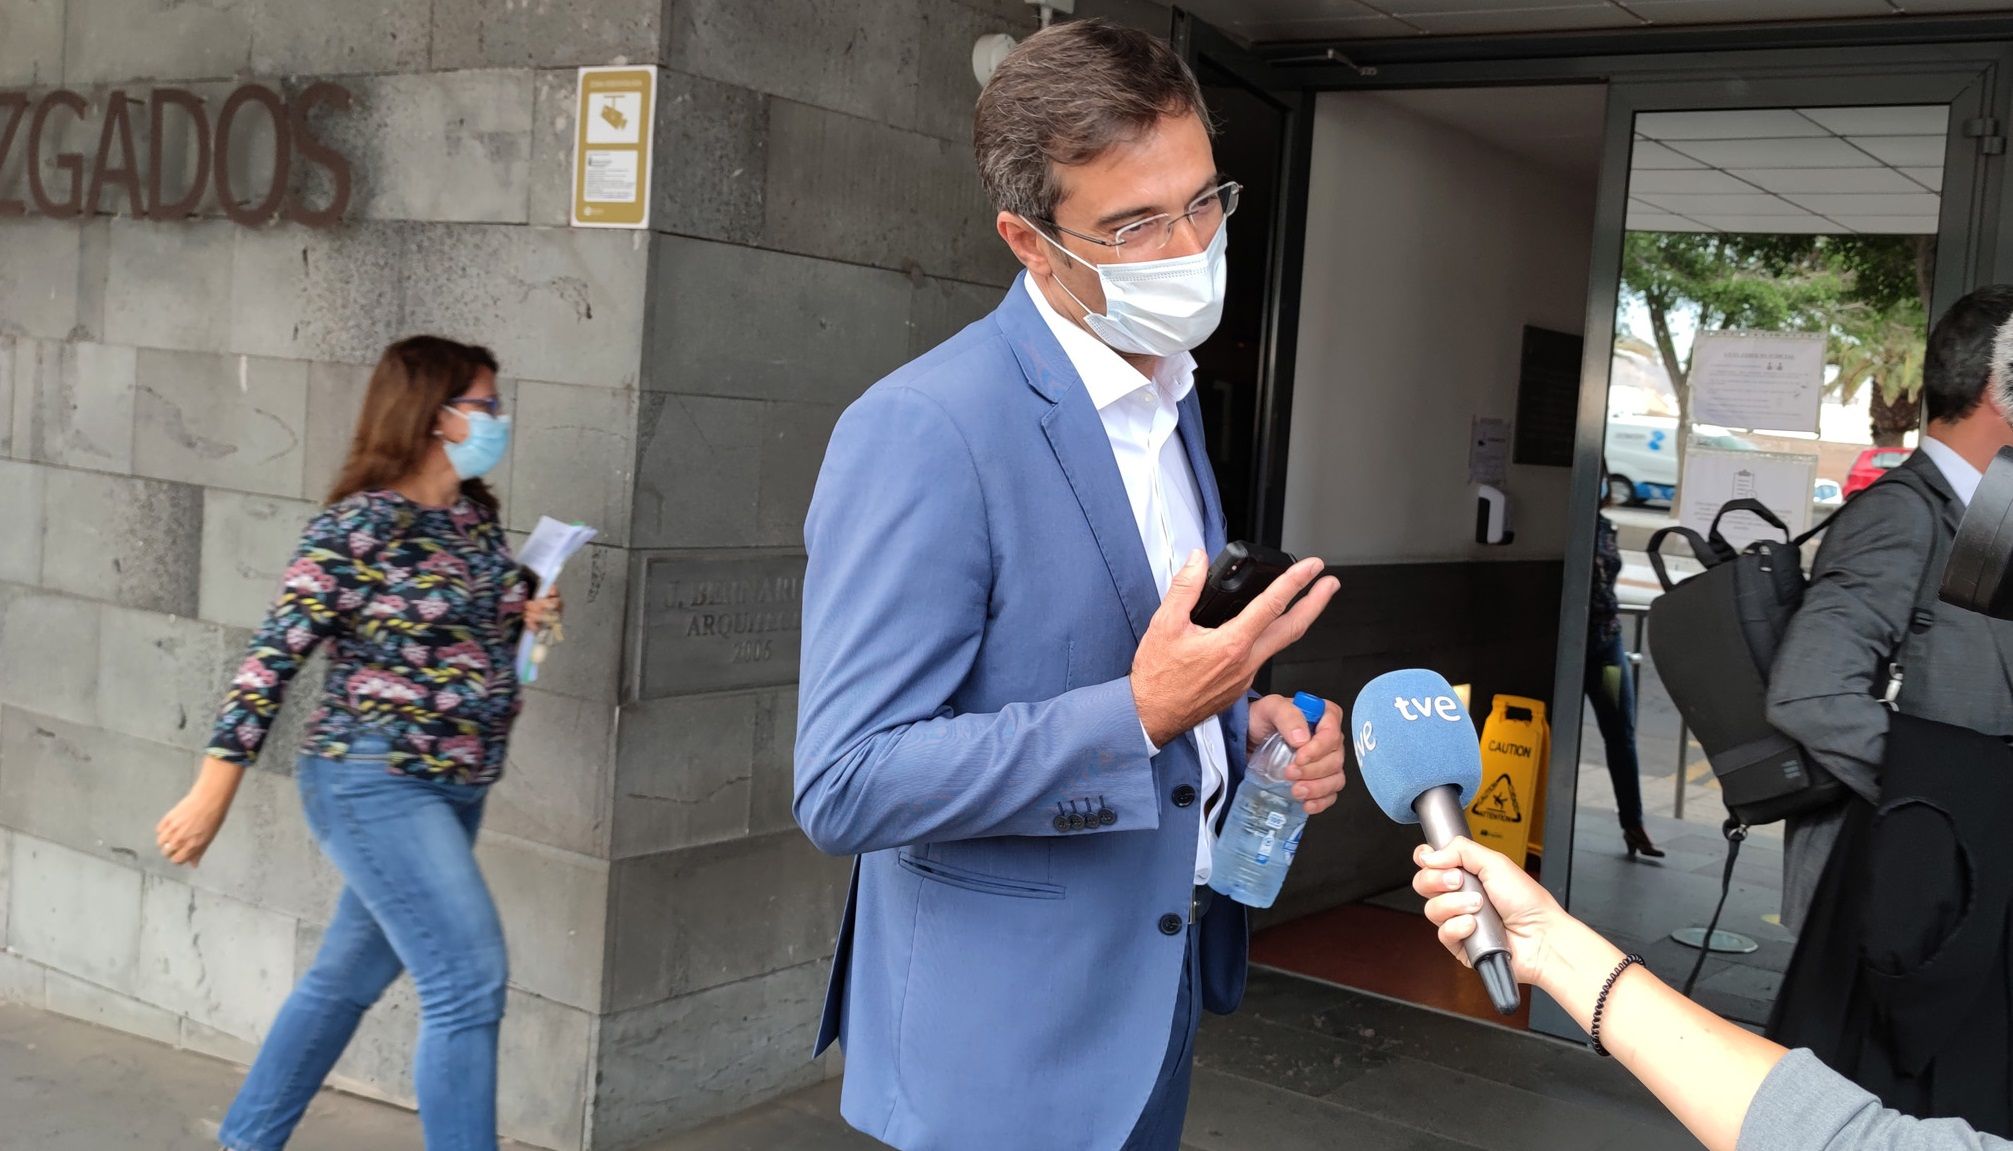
[1643,467,1946,997]
[1644,470,1946,828]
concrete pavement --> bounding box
[0,1001,425,1151]
[3,971,1700,1151]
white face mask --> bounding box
[1027,219,1229,357]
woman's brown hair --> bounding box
[329,336,501,510]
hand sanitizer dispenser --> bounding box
[1476,484,1514,546]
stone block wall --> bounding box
[0,3,656,1149]
[597,0,1044,1141]
[0,0,1181,1146]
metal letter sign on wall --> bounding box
[571,66,656,229]
[638,553,805,697]
[0,82,354,227]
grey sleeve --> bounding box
[1766,486,1937,804]
[1741,1050,2008,1151]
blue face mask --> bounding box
[442,407,511,480]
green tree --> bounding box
[1622,232,1935,455]
[1621,232,1845,474]
[1826,235,1935,445]
[1830,302,1927,446]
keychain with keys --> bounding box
[531,617,565,668]
[528,581,566,671]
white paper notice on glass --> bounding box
[1687,330,1827,435]
[516,517,599,683]
[1679,449,1816,553]
[1469,417,1510,485]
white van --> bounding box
[1602,415,1755,506]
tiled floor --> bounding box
[4,967,1702,1151]
[1254,801,1791,1034]
[1251,901,1535,1028]
[663,970,1703,1150]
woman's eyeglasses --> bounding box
[447,397,504,417]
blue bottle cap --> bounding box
[1292,691,1326,728]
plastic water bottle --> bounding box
[1209,692,1327,909]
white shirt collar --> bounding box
[1022,274,1196,411]
[1919,435,1982,507]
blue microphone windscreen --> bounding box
[1350,669,1483,825]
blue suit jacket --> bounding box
[795,277,1251,1150]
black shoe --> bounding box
[1624,826,1666,859]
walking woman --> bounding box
[154,336,558,1151]
[1590,464,1662,860]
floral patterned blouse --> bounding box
[206,490,531,784]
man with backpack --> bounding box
[1766,284,2013,934]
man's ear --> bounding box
[999,211,1058,279]
[1983,371,2013,429]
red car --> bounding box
[1843,447,1913,499]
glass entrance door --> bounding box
[1538,64,2001,1044]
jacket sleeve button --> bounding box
[1098,807,1117,826]
[1053,814,1071,833]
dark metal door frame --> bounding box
[1175,10,1316,549]
[1176,13,2013,1044]
[1529,57,2005,1043]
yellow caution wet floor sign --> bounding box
[1471,694,1549,868]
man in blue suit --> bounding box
[795,20,1348,1150]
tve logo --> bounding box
[1354,720,1377,761]
[1394,694,1463,723]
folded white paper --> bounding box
[517,516,598,683]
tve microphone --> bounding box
[1351,669,1521,1015]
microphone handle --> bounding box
[1413,785,1522,1016]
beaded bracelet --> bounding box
[1591,953,1645,1057]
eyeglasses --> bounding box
[447,396,504,417]
[1043,181,1242,258]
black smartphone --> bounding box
[1189,541,1305,628]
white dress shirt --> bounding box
[1024,275,1231,884]
[1918,436,1982,507]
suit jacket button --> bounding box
[1053,814,1071,833]
[1172,785,1196,808]
[1067,812,1087,831]
[1098,807,1117,826]
[1158,914,1183,936]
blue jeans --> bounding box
[219,738,507,1151]
[1586,628,1645,829]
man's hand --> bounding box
[1249,693,1346,815]
[1131,550,1339,748]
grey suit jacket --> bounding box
[1743,1050,2006,1150]
[1766,452,2013,932]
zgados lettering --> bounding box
[0,82,354,227]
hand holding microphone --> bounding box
[1413,837,1571,991]
[1351,669,1522,1015]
